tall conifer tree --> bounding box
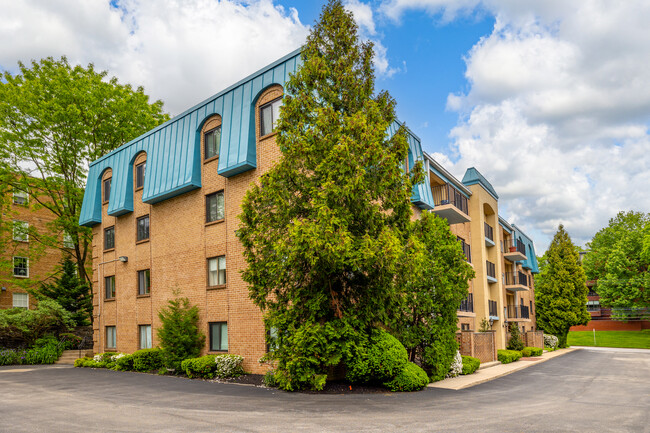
[535,225,590,347]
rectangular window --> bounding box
[103,178,111,203]
[63,232,74,249]
[461,323,470,331]
[105,276,115,299]
[135,162,146,189]
[104,226,115,250]
[208,256,226,286]
[13,257,28,277]
[13,293,29,309]
[139,325,152,349]
[137,215,150,241]
[204,126,221,160]
[260,98,282,136]
[138,269,151,295]
[106,326,116,349]
[13,189,28,205]
[205,191,225,223]
[13,220,29,242]
[209,322,228,351]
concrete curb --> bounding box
[428,347,579,390]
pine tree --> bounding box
[237,0,419,390]
[33,257,92,326]
[535,225,590,347]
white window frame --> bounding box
[260,98,282,136]
[13,256,29,278]
[208,256,226,286]
[13,220,29,242]
[12,292,29,308]
[13,189,28,205]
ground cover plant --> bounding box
[567,330,650,349]
[497,350,522,364]
[461,356,480,375]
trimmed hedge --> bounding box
[132,348,164,372]
[497,349,522,364]
[346,328,408,384]
[384,362,429,392]
[181,354,245,379]
[461,356,480,375]
[521,347,543,357]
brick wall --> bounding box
[524,331,543,348]
[571,320,650,331]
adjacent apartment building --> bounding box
[79,49,538,371]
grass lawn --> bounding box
[568,330,650,349]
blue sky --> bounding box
[1,0,649,251]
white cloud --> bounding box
[432,0,650,250]
[0,0,309,115]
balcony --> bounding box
[458,293,474,313]
[506,305,530,320]
[486,260,497,283]
[431,183,471,225]
[484,222,495,247]
[503,239,527,262]
[504,271,529,292]
[458,238,471,263]
[488,299,499,319]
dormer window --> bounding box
[135,162,145,189]
[205,126,221,160]
[103,178,111,204]
[260,98,282,136]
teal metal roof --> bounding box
[498,216,513,234]
[462,167,499,201]
[512,224,539,273]
[80,49,434,226]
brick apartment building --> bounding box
[1,185,69,310]
[79,49,539,371]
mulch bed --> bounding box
[217,374,392,394]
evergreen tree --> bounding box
[32,257,92,326]
[535,225,590,347]
[392,211,474,381]
[238,0,420,390]
[157,297,205,371]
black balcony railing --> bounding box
[458,237,471,263]
[506,305,530,319]
[486,260,496,279]
[459,293,474,313]
[502,238,526,256]
[484,222,494,243]
[504,271,528,287]
[432,183,469,215]
[488,300,498,317]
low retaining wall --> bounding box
[570,320,650,332]
[525,331,543,348]
[456,331,497,363]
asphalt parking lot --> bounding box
[0,348,648,432]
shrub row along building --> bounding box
[78,49,539,372]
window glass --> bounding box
[106,326,116,349]
[13,189,28,205]
[260,98,282,136]
[105,276,115,299]
[137,215,150,241]
[138,269,151,295]
[206,191,225,223]
[63,232,74,249]
[204,126,221,160]
[13,220,29,242]
[208,256,226,286]
[104,226,115,250]
[209,322,228,351]
[13,293,29,308]
[136,162,146,189]
[103,178,111,203]
[139,325,152,349]
[13,257,28,277]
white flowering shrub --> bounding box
[214,354,245,378]
[544,334,559,349]
[110,353,126,362]
[93,354,102,362]
[446,351,463,378]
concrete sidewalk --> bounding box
[428,347,578,390]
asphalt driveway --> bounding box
[0,348,648,432]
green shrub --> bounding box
[132,348,163,372]
[0,299,74,347]
[59,333,82,350]
[113,354,134,371]
[215,354,244,378]
[461,356,480,375]
[497,349,522,364]
[157,297,205,371]
[74,357,89,367]
[521,347,543,357]
[181,355,217,379]
[346,328,408,384]
[506,323,525,351]
[0,337,62,366]
[384,362,429,392]
[263,370,278,387]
